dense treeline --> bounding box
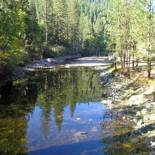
[30,0,109,56]
[0,0,109,68]
[106,0,155,77]
[0,0,155,77]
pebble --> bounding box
[146,104,151,109]
[141,108,147,115]
[151,141,155,148]
[136,111,141,116]
[122,116,126,120]
[136,120,143,128]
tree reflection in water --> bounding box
[0,68,103,155]
[0,68,151,155]
[36,68,103,134]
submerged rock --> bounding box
[73,131,88,142]
[90,127,97,132]
[76,117,81,121]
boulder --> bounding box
[144,86,155,96]
[128,94,144,105]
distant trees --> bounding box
[67,0,79,52]
[0,0,110,68]
[52,0,68,45]
[30,0,110,56]
[106,0,155,77]
[1,0,155,78]
[146,0,154,78]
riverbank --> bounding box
[24,56,113,71]
[0,56,113,89]
[101,69,155,153]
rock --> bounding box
[73,131,87,142]
[65,64,70,68]
[149,114,155,121]
[91,127,97,132]
[144,115,150,121]
[80,132,88,135]
[76,117,81,121]
[102,93,108,98]
[144,114,155,121]
[129,94,144,105]
[141,108,147,115]
[146,103,151,109]
[46,58,55,63]
[136,111,141,116]
[133,118,137,123]
[136,120,143,129]
[122,116,126,120]
[144,86,155,96]
[150,141,155,148]
[100,72,113,85]
[150,102,155,106]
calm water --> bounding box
[0,68,149,155]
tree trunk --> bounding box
[147,58,151,78]
[147,0,153,78]
[123,52,126,69]
[153,91,155,101]
[128,54,131,71]
[45,0,48,45]
[132,52,135,70]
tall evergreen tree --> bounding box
[67,0,79,52]
[52,0,68,45]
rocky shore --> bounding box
[100,70,155,154]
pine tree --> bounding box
[52,0,68,45]
[67,0,79,53]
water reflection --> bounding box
[0,80,36,155]
[0,68,105,155]
[101,110,149,155]
[31,68,102,130]
[0,68,150,155]
[27,103,107,155]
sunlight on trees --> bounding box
[0,0,155,77]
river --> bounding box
[0,67,149,155]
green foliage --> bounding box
[1,0,155,70]
[0,0,26,68]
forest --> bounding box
[0,0,154,76]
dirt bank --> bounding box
[101,70,155,154]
